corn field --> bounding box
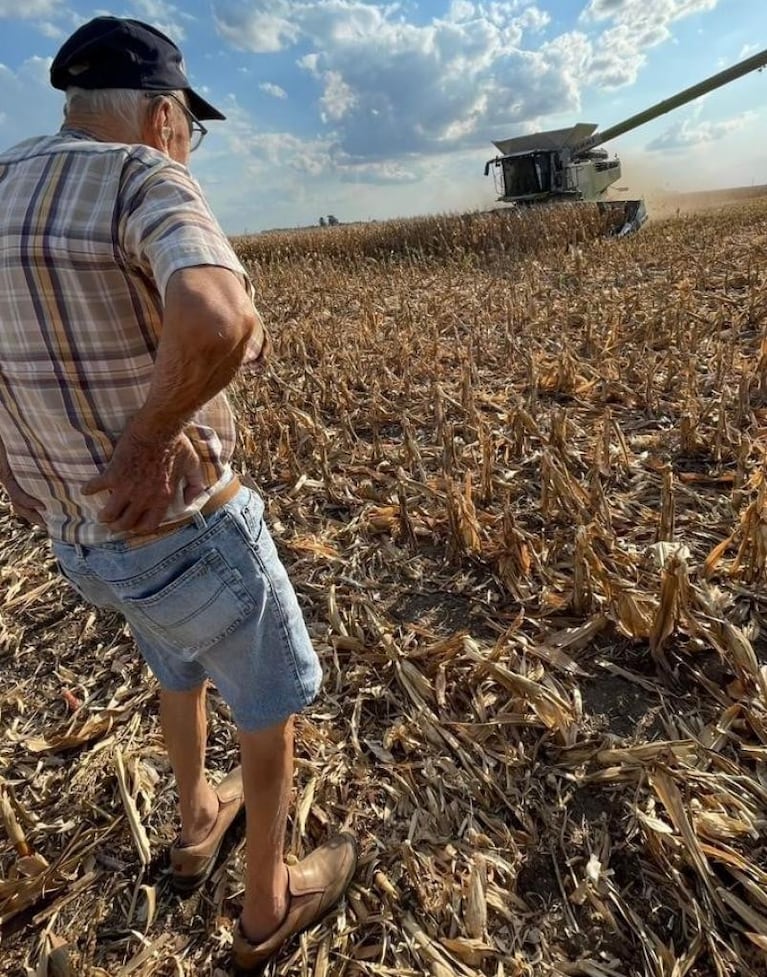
[3,198,767,976]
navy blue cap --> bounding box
[50,16,225,121]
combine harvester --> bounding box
[485,47,767,236]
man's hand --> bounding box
[82,427,204,535]
[2,473,45,527]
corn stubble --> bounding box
[3,201,767,975]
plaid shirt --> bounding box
[0,128,250,544]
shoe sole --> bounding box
[232,834,358,976]
[231,897,338,977]
[232,903,340,976]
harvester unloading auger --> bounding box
[485,47,767,236]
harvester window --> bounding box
[501,153,552,197]
[502,156,540,197]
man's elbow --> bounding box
[197,304,257,362]
[215,305,258,355]
[165,266,259,361]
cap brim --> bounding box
[187,87,225,121]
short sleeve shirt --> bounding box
[0,128,250,544]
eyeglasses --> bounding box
[146,92,207,152]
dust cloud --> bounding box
[606,151,767,219]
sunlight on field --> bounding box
[3,197,767,976]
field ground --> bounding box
[3,197,767,976]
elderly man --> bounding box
[0,16,356,974]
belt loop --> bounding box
[74,543,85,559]
[192,509,207,529]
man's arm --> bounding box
[82,265,262,534]
[0,434,45,527]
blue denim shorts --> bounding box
[52,486,322,732]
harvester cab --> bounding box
[485,47,767,236]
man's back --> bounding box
[0,130,237,543]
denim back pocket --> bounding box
[121,549,255,658]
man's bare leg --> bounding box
[160,684,219,844]
[161,686,293,940]
[237,717,293,943]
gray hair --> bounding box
[64,87,186,139]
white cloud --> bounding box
[740,42,761,59]
[318,70,356,121]
[214,0,569,160]
[13,54,52,85]
[189,98,347,229]
[259,82,288,99]
[192,88,419,226]
[646,109,756,151]
[299,53,320,73]
[210,0,728,167]
[447,0,475,22]
[213,1,300,53]
[582,0,717,24]
[196,95,331,172]
[517,5,551,32]
[0,0,58,16]
[581,0,720,87]
[37,21,66,39]
[0,2,186,42]
[339,159,421,184]
[128,0,189,41]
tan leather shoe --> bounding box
[170,767,244,893]
[231,833,357,976]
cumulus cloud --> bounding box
[214,0,577,160]
[37,21,67,39]
[259,82,288,99]
[192,104,348,230]
[739,43,761,59]
[128,0,191,41]
[0,2,176,41]
[581,0,719,86]
[196,89,418,198]
[195,95,331,174]
[213,1,300,53]
[339,159,421,184]
[317,70,356,122]
[582,0,717,23]
[0,0,59,16]
[211,0,728,166]
[646,110,756,151]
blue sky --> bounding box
[0,0,764,232]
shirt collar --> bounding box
[58,126,99,141]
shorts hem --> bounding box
[230,687,321,733]
[154,674,208,694]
